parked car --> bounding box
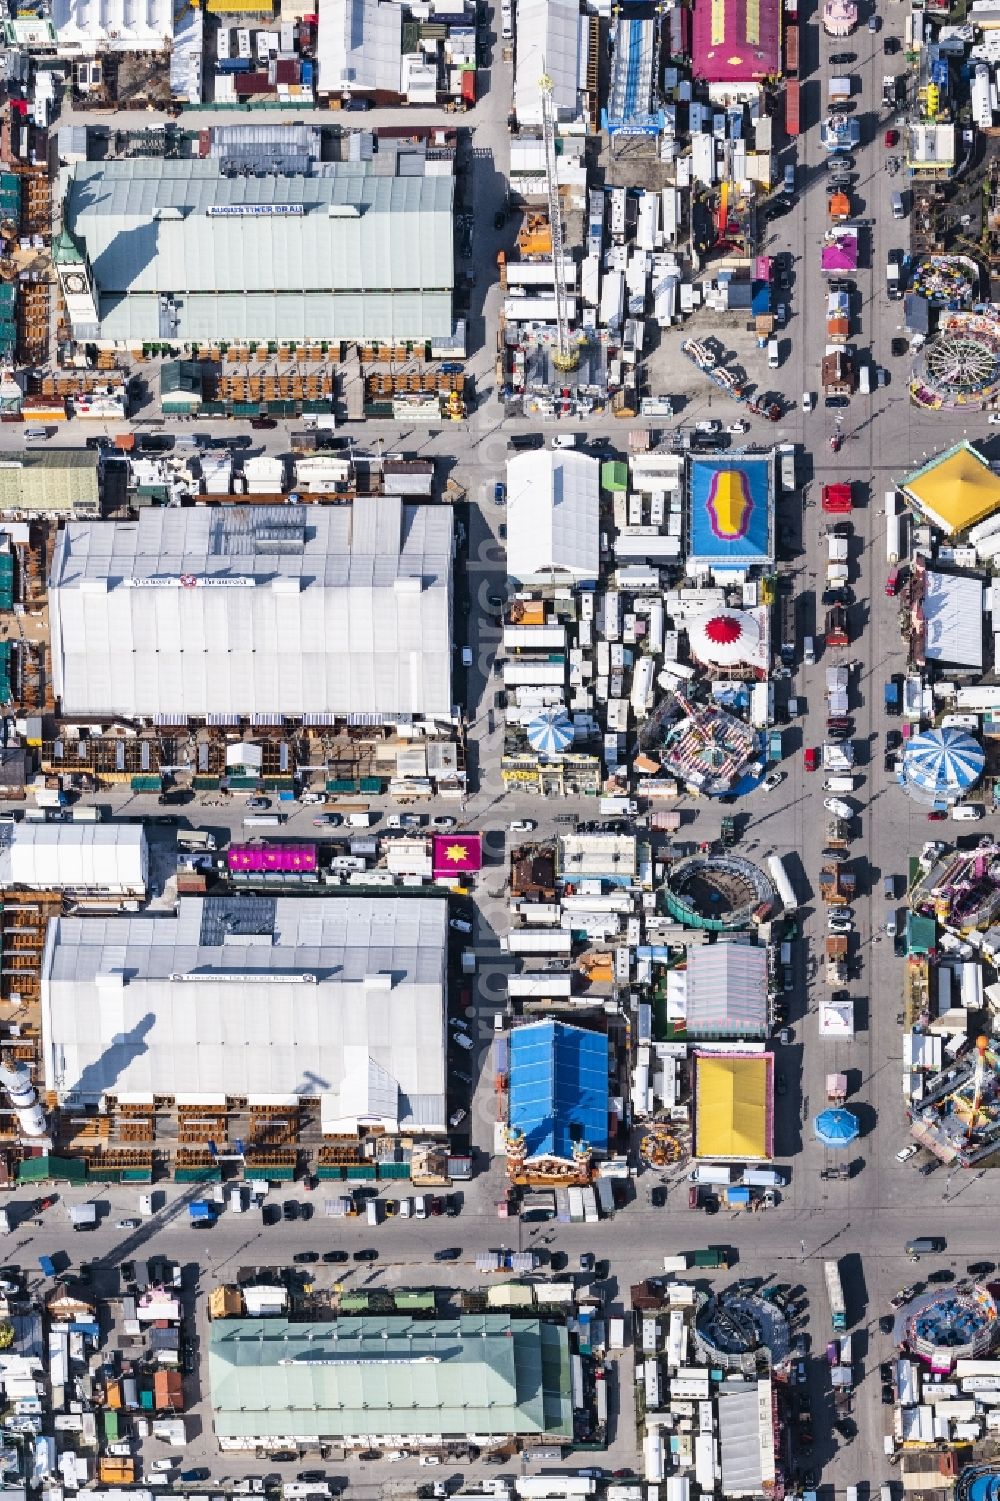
[282,1200,299,1221]
[432,816,456,830]
[762,771,784,791]
[804,747,819,772]
[885,128,899,147]
[246,797,270,811]
[353,1248,378,1261]
[312,813,343,827]
[322,1250,349,1263]
[896,1144,918,1162]
[509,819,536,833]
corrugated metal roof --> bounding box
[49,499,453,719]
[718,1380,774,1494]
[0,451,100,515]
[506,450,600,583]
[65,158,453,343]
[208,1314,572,1438]
[41,894,448,1122]
[509,1019,609,1160]
[685,944,768,1037]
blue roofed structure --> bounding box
[688,453,775,571]
[509,1020,609,1161]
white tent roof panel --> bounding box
[0,823,148,891]
[49,500,453,720]
[41,895,448,1126]
[514,0,587,126]
[506,449,600,583]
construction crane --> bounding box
[538,73,579,372]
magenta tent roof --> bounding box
[228,843,318,873]
[822,235,858,273]
[691,0,782,81]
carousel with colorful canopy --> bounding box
[899,726,985,806]
[526,708,574,757]
[813,1107,859,1148]
[688,608,761,669]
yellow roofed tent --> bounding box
[693,1052,773,1160]
[902,441,1000,535]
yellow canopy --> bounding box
[694,1053,770,1160]
[904,442,1000,535]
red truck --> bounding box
[785,80,800,136]
[785,24,799,78]
[825,604,850,647]
[822,482,853,514]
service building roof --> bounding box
[41,895,448,1129]
[49,500,453,720]
[0,451,100,516]
[209,1314,573,1438]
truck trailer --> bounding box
[825,1258,848,1330]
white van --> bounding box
[767,338,780,369]
[414,1194,429,1219]
[229,1185,245,1214]
[952,804,984,820]
[399,1196,412,1219]
[891,192,905,219]
[803,636,816,666]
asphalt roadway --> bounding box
[10,0,1000,1492]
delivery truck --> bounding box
[825,1258,847,1330]
[886,491,902,563]
[767,854,799,913]
[689,1164,736,1186]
